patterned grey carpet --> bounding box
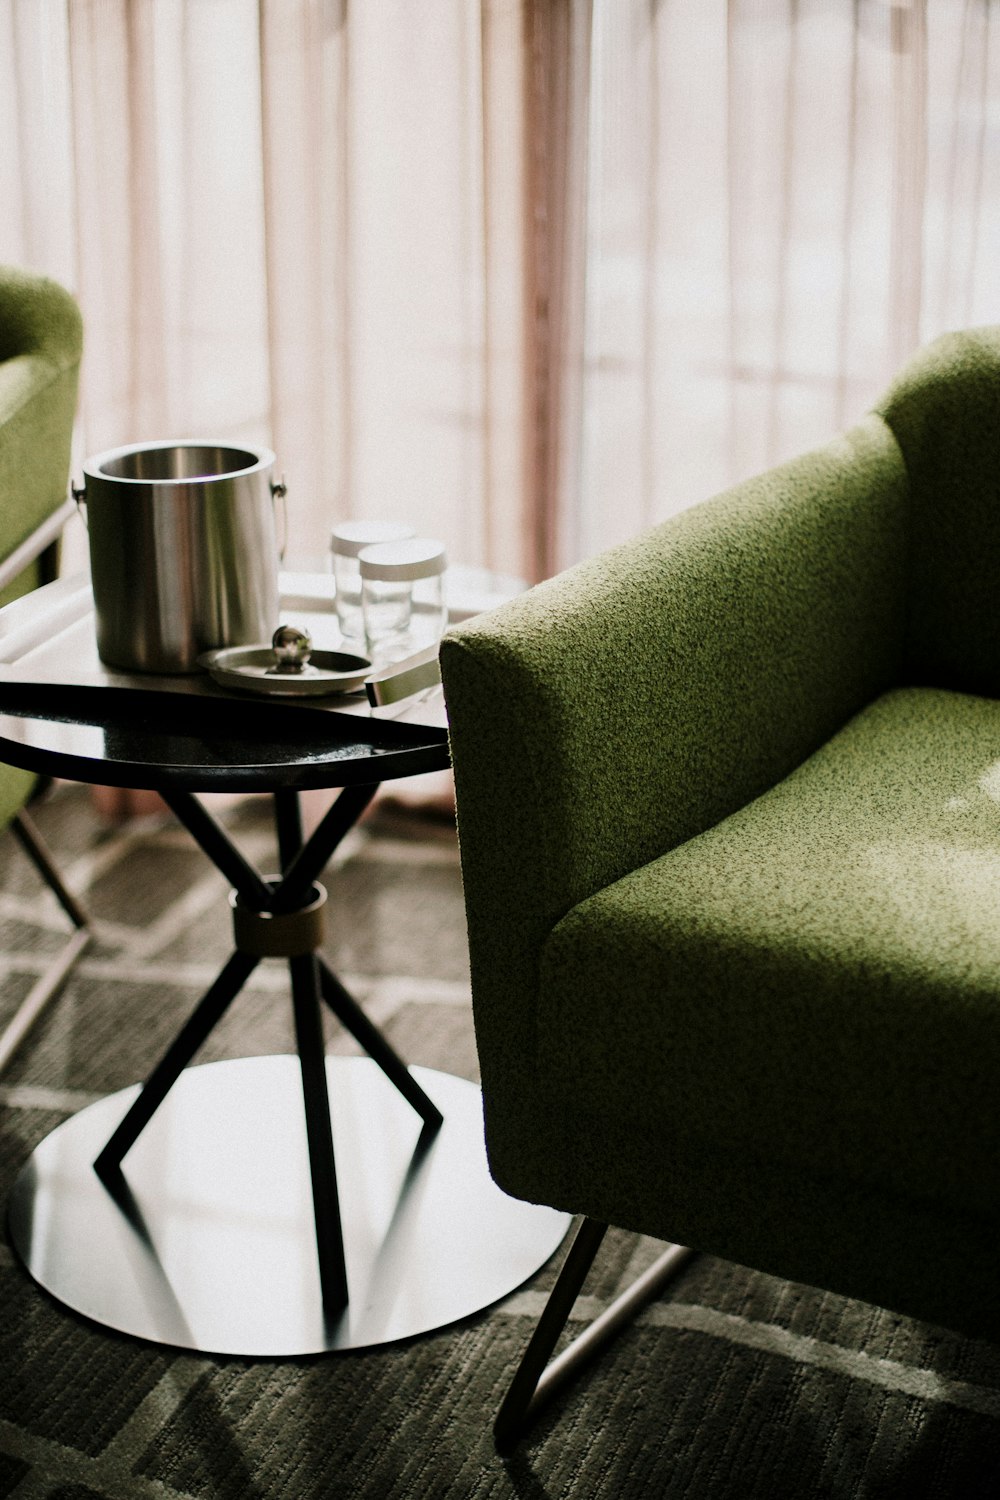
[1,784,1000,1498]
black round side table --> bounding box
[0,678,569,1356]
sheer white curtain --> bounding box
[2,0,999,579]
[1,0,540,576]
[575,0,1000,560]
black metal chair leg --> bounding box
[494,1219,695,1457]
[94,949,259,1182]
[290,951,349,1313]
[12,807,89,928]
[495,1218,608,1455]
[0,808,92,1075]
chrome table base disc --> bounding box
[9,1057,570,1357]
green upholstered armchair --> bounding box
[0,265,89,1073]
[439,326,1000,1452]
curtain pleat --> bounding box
[479,0,527,575]
[521,0,592,580]
[834,1,861,431]
[258,0,350,539]
[889,0,928,370]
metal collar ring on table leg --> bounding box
[230,879,327,957]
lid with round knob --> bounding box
[270,624,313,674]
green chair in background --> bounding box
[0,265,89,1074]
[440,326,1000,1453]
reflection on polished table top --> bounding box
[0,569,455,791]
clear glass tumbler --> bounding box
[359,538,447,667]
[330,520,415,647]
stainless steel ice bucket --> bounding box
[80,440,282,674]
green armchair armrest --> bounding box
[0,264,83,589]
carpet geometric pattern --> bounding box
[1,785,1000,1498]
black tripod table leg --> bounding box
[290,952,349,1314]
[94,949,259,1183]
[272,783,380,913]
[318,959,444,1132]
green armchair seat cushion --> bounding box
[544,684,1000,1228]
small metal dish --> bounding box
[198,645,372,697]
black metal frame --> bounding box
[93,783,443,1315]
[0,806,91,1076]
[494,1217,695,1457]
[0,510,92,1076]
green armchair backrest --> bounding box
[0,265,83,825]
[877,327,1000,695]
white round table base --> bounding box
[8,1056,571,1357]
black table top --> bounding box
[0,680,450,793]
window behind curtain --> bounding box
[3,0,999,577]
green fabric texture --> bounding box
[439,325,1000,1341]
[0,265,83,822]
[543,690,1000,1293]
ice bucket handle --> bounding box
[70,479,87,528]
[272,475,288,562]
